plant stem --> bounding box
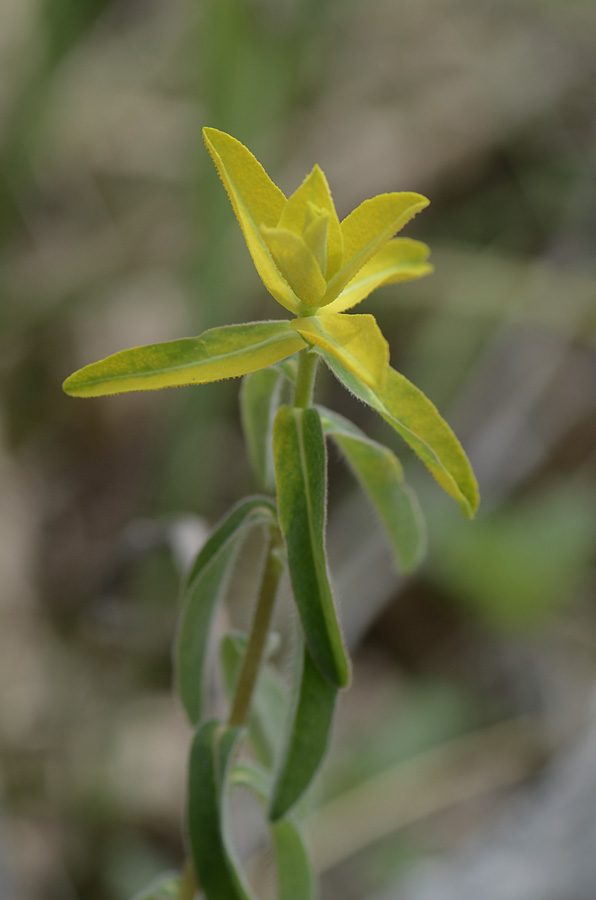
[228,533,284,727]
[293,347,319,409]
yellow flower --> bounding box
[63,129,478,517]
[203,127,432,389]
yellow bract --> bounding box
[203,127,430,316]
[203,127,432,388]
[292,314,389,391]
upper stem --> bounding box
[293,347,320,409]
[228,531,284,728]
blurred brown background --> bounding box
[0,1,595,898]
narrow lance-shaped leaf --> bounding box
[188,721,249,900]
[63,321,305,397]
[240,368,286,492]
[319,406,426,573]
[220,631,287,768]
[189,726,315,900]
[176,497,277,725]
[321,192,430,306]
[203,127,300,314]
[273,405,350,687]
[261,226,326,307]
[270,639,339,821]
[232,763,316,900]
[317,352,480,518]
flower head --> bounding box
[203,127,432,389]
[63,128,478,518]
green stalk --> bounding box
[293,347,320,409]
[228,531,284,727]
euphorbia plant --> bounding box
[64,129,479,899]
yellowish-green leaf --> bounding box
[319,407,426,572]
[319,354,480,518]
[322,192,429,306]
[302,204,329,275]
[261,226,326,306]
[203,127,300,313]
[325,237,434,314]
[292,313,389,391]
[278,165,343,278]
[62,321,306,397]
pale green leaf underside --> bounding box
[63,322,306,397]
[176,497,276,725]
[319,406,426,573]
[319,353,480,518]
[273,406,350,687]
[232,763,316,900]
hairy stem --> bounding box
[293,347,319,409]
[228,532,284,727]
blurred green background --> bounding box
[0,1,595,898]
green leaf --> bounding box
[273,405,350,687]
[270,641,338,821]
[176,497,277,725]
[232,763,316,900]
[240,368,286,492]
[188,721,249,900]
[272,816,315,900]
[131,873,181,900]
[220,631,287,767]
[188,727,315,900]
[62,321,306,397]
[318,353,480,518]
[319,407,426,573]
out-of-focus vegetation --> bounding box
[0,1,595,899]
